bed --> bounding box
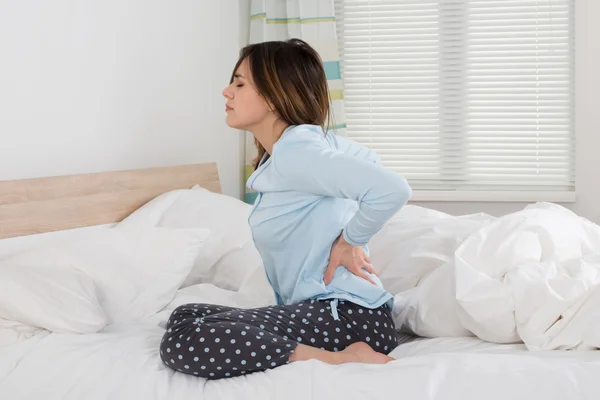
[0,163,599,400]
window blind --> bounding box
[334,0,575,200]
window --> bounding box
[335,0,575,201]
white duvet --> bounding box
[373,202,600,351]
[1,283,600,400]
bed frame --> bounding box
[0,163,221,239]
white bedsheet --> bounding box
[2,204,600,399]
[1,283,599,400]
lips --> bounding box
[225,105,233,111]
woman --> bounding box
[160,39,412,379]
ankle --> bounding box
[289,344,354,365]
[328,350,355,365]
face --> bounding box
[222,59,272,131]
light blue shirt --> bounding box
[247,124,412,319]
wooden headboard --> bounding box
[0,163,221,239]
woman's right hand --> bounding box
[323,232,378,286]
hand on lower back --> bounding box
[323,232,378,285]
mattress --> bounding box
[1,283,599,400]
[2,199,600,399]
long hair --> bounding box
[230,39,332,169]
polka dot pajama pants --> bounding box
[159,299,398,379]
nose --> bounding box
[222,84,233,100]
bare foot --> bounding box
[338,342,395,364]
[289,342,394,365]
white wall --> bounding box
[0,0,244,198]
[406,1,600,224]
[571,0,600,225]
[239,0,251,48]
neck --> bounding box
[249,118,289,155]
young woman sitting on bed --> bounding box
[160,39,412,379]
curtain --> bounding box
[243,0,346,204]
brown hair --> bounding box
[230,39,332,169]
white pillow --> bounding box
[0,262,107,334]
[0,226,208,327]
[118,187,264,291]
[0,223,116,261]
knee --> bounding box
[171,303,198,317]
[159,329,195,370]
[166,304,197,329]
[159,332,175,366]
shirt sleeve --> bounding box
[272,133,412,247]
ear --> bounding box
[259,93,275,113]
[265,99,276,113]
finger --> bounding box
[365,254,372,264]
[360,271,378,286]
[363,262,377,276]
[349,264,378,285]
[323,260,337,285]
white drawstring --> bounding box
[330,298,340,321]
